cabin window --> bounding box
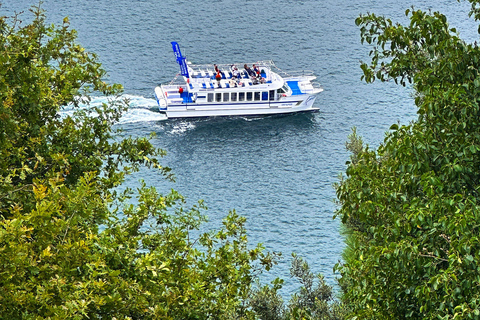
[269,90,275,100]
[254,92,261,101]
[246,92,253,101]
[216,93,222,102]
[239,92,245,101]
[268,90,275,100]
[231,92,237,101]
[262,92,269,101]
[277,84,289,94]
[208,93,214,102]
[223,92,229,102]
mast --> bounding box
[171,41,190,78]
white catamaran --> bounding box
[154,42,323,118]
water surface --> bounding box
[2,0,478,295]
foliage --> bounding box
[335,0,480,319]
[344,127,365,166]
[249,255,347,320]
[0,5,277,319]
[249,278,286,320]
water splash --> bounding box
[59,94,167,124]
[120,94,167,124]
[169,121,197,135]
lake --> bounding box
[2,0,478,296]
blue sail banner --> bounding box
[171,41,189,78]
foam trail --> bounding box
[60,95,167,124]
[120,94,168,124]
[169,121,197,135]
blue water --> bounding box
[3,0,478,296]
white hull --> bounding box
[161,95,318,118]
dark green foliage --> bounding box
[250,278,286,320]
[249,255,347,320]
[335,1,480,319]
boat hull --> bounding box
[160,95,318,118]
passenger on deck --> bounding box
[253,64,266,84]
[244,64,256,78]
[215,71,222,86]
[232,66,239,80]
[214,64,220,74]
[253,64,260,76]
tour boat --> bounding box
[154,42,323,118]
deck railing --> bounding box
[166,60,319,86]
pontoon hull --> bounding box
[156,93,318,118]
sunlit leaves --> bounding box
[0,4,277,319]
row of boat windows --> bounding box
[203,90,276,103]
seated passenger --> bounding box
[232,66,239,80]
[253,64,260,76]
[244,64,256,78]
[252,64,266,84]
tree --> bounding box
[335,1,480,319]
[249,255,347,320]
[0,5,276,319]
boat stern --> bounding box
[154,86,168,111]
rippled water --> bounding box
[3,0,478,295]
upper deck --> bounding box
[168,61,284,93]
[157,60,321,106]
